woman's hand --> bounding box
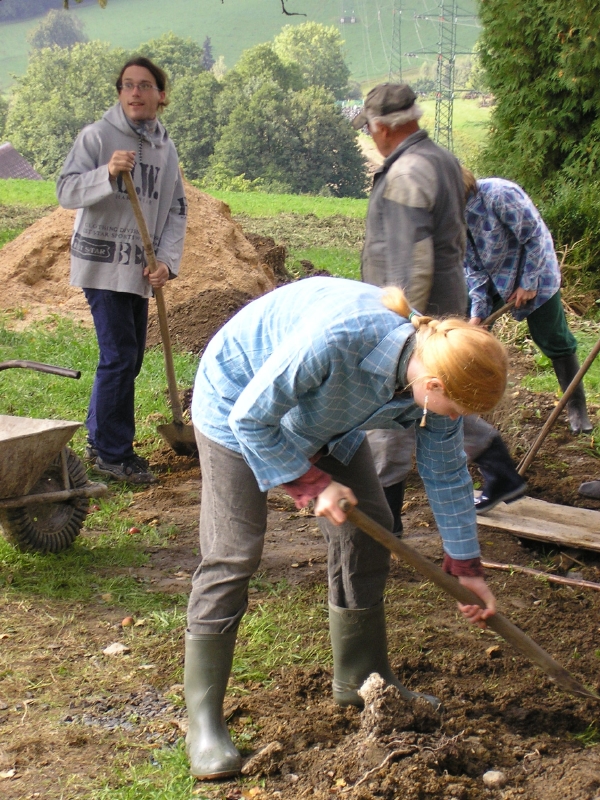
[457,575,496,628]
[314,481,357,525]
[509,287,537,308]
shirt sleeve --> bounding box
[491,187,546,292]
[415,413,480,560]
[56,127,115,210]
[154,161,187,276]
[382,154,437,312]
[464,256,494,320]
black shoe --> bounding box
[84,444,98,464]
[475,481,527,514]
[473,435,527,515]
[93,455,157,485]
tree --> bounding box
[27,9,88,50]
[0,95,8,141]
[137,32,205,84]
[477,0,600,194]
[210,83,367,197]
[4,41,126,178]
[202,36,215,72]
[273,21,350,100]
[162,71,222,180]
[214,43,302,129]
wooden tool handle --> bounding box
[339,499,598,699]
[122,171,185,425]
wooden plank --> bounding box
[476,496,600,552]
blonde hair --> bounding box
[382,287,508,414]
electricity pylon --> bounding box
[388,1,403,84]
[434,0,458,151]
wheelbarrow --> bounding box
[0,360,108,554]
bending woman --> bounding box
[186,276,506,780]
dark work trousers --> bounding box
[84,288,148,463]
[187,430,393,635]
[491,290,577,360]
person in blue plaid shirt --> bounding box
[184,276,505,781]
[463,170,593,436]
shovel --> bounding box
[122,171,197,457]
[339,499,599,700]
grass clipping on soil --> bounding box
[0,182,275,330]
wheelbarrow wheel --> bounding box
[0,448,89,554]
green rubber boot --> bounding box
[184,630,242,780]
[329,601,441,710]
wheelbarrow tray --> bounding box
[0,415,81,500]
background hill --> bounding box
[0,0,479,93]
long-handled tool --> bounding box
[122,172,197,457]
[339,499,598,700]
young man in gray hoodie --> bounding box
[57,57,187,485]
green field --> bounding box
[0,0,479,94]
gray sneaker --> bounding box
[94,455,157,485]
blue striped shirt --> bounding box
[465,178,561,321]
[192,277,480,560]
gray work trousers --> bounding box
[187,430,393,635]
[367,415,497,487]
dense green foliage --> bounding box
[27,8,88,49]
[161,71,222,181]
[273,22,350,100]
[136,32,206,83]
[4,41,126,177]
[478,0,600,193]
[4,25,366,196]
[0,95,8,140]
[477,0,600,286]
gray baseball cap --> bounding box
[351,83,418,130]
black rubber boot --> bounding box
[383,479,406,537]
[552,354,593,434]
[329,601,441,710]
[184,630,242,780]
[473,435,527,515]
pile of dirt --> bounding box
[0,182,275,326]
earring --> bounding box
[420,394,428,427]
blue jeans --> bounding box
[84,288,148,463]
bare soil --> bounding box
[2,221,600,799]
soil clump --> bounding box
[0,183,275,327]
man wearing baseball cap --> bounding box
[354,83,525,530]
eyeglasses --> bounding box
[119,81,159,93]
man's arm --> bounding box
[154,162,187,279]
[56,127,118,210]
[381,153,437,310]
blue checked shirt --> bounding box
[192,277,480,560]
[465,178,561,321]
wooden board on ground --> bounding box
[477,496,600,551]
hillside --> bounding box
[0,0,479,93]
